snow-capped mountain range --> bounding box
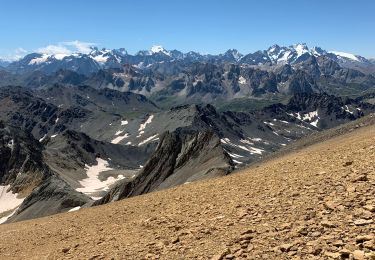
[2,44,374,75]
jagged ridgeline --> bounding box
[0,44,375,110]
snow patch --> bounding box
[138,134,159,146]
[232,159,243,164]
[227,152,244,158]
[6,139,14,151]
[0,185,24,214]
[221,138,264,155]
[288,111,319,127]
[238,76,247,85]
[264,121,275,126]
[150,45,170,56]
[329,51,359,62]
[342,105,354,114]
[137,115,154,137]
[39,134,47,142]
[68,206,81,212]
[111,133,130,144]
[76,158,124,199]
[29,54,49,65]
[115,130,124,136]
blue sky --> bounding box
[0,0,374,60]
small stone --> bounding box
[321,220,336,228]
[332,240,344,247]
[352,175,368,182]
[145,253,160,259]
[353,219,373,226]
[356,235,373,243]
[352,250,365,260]
[340,249,351,258]
[363,240,375,250]
[225,254,235,259]
[363,204,375,212]
[239,234,253,241]
[344,161,353,167]
[324,251,340,259]
[279,243,293,252]
[311,231,321,237]
[234,249,244,257]
[324,201,336,211]
[240,228,255,235]
[211,249,229,260]
[171,236,180,244]
[62,247,70,253]
[347,186,356,192]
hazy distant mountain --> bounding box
[5,44,375,75]
[0,59,10,67]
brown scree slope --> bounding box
[0,119,374,259]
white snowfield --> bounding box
[0,185,25,224]
[138,115,154,132]
[121,120,128,126]
[220,138,265,155]
[288,110,319,127]
[150,45,171,56]
[111,133,130,144]
[138,134,159,146]
[76,158,125,199]
[137,115,154,138]
[329,51,359,62]
[0,185,24,213]
[115,130,124,136]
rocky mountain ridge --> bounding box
[3,44,374,75]
[0,85,374,223]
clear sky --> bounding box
[0,0,374,60]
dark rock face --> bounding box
[34,84,159,114]
[94,129,234,205]
[45,129,154,174]
[263,93,375,129]
[8,176,92,223]
[0,123,49,194]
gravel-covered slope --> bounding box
[0,117,373,259]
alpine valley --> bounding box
[0,43,375,224]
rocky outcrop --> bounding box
[7,176,92,223]
[94,129,234,205]
[0,122,49,194]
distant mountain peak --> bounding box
[150,45,170,56]
[291,43,309,57]
[224,49,243,61]
[4,43,372,75]
[328,51,360,62]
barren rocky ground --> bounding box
[0,119,374,259]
